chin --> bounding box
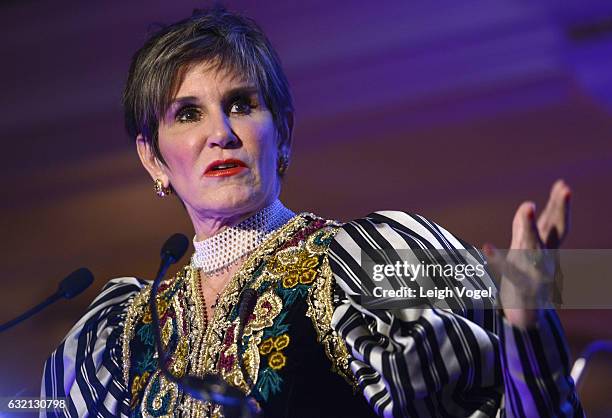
[199,189,269,216]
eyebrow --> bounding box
[223,85,260,100]
[169,85,260,109]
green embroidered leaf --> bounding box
[263,311,290,339]
[136,323,155,347]
[135,348,157,374]
[277,283,308,306]
[255,368,283,402]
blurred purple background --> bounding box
[1,1,611,416]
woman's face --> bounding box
[138,61,283,225]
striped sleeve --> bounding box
[41,277,147,418]
[498,309,583,417]
[328,210,583,418]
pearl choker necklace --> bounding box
[191,200,295,275]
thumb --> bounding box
[482,243,504,285]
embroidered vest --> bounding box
[122,213,369,418]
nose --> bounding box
[206,110,239,149]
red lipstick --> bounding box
[204,158,248,177]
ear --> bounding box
[136,134,169,186]
[280,110,294,155]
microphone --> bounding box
[161,233,190,264]
[236,289,258,388]
[237,289,258,333]
[150,233,189,374]
[0,268,94,333]
[149,233,258,418]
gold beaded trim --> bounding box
[306,252,359,390]
[122,286,152,387]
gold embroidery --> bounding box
[124,214,353,417]
[306,249,359,390]
[180,214,309,416]
[161,317,172,346]
[259,334,290,372]
[273,334,290,351]
[244,290,283,337]
[122,269,191,408]
[267,243,320,288]
[268,352,286,370]
[122,286,151,387]
[195,214,307,378]
[141,370,179,418]
[169,336,189,378]
[217,288,283,393]
[259,338,274,355]
[142,298,169,324]
[130,371,151,407]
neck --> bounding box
[190,199,295,274]
[193,213,252,241]
[190,197,277,241]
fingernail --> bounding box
[529,202,537,219]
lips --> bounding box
[204,158,248,177]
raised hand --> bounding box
[483,180,571,328]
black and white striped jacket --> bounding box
[42,211,583,417]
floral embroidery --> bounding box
[259,338,274,355]
[216,289,283,394]
[268,352,286,370]
[258,334,290,372]
[135,348,156,375]
[282,274,299,288]
[252,316,290,400]
[130,371,150,408]
[123,269,191,417]
[273,334,290,350]
[256,369,283,402]
[141,371,179,417]
[270,250,320,289]
[122,214,345,417]
[135,324,154,351]
[249,227,341,403]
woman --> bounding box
[42,7,583,418]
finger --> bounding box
[536,179,571,249]
[482,243,505,281]
[483,243,545,289]
[482,243,504,284]
[511,201,543,250]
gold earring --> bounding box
[154,179,172,198]
[278,154,289,175]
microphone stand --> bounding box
[570,340,612,388]
[0,293,63,333]
[0,268,93,333]
[149,235,258,418]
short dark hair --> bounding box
[122,6,294,165]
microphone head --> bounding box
[58,268,94,299]
[161,233,189,264]
[237,288,258,337]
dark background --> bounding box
[1,1,611,416]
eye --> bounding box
[175,106,202,123]
[229,97,256,115]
